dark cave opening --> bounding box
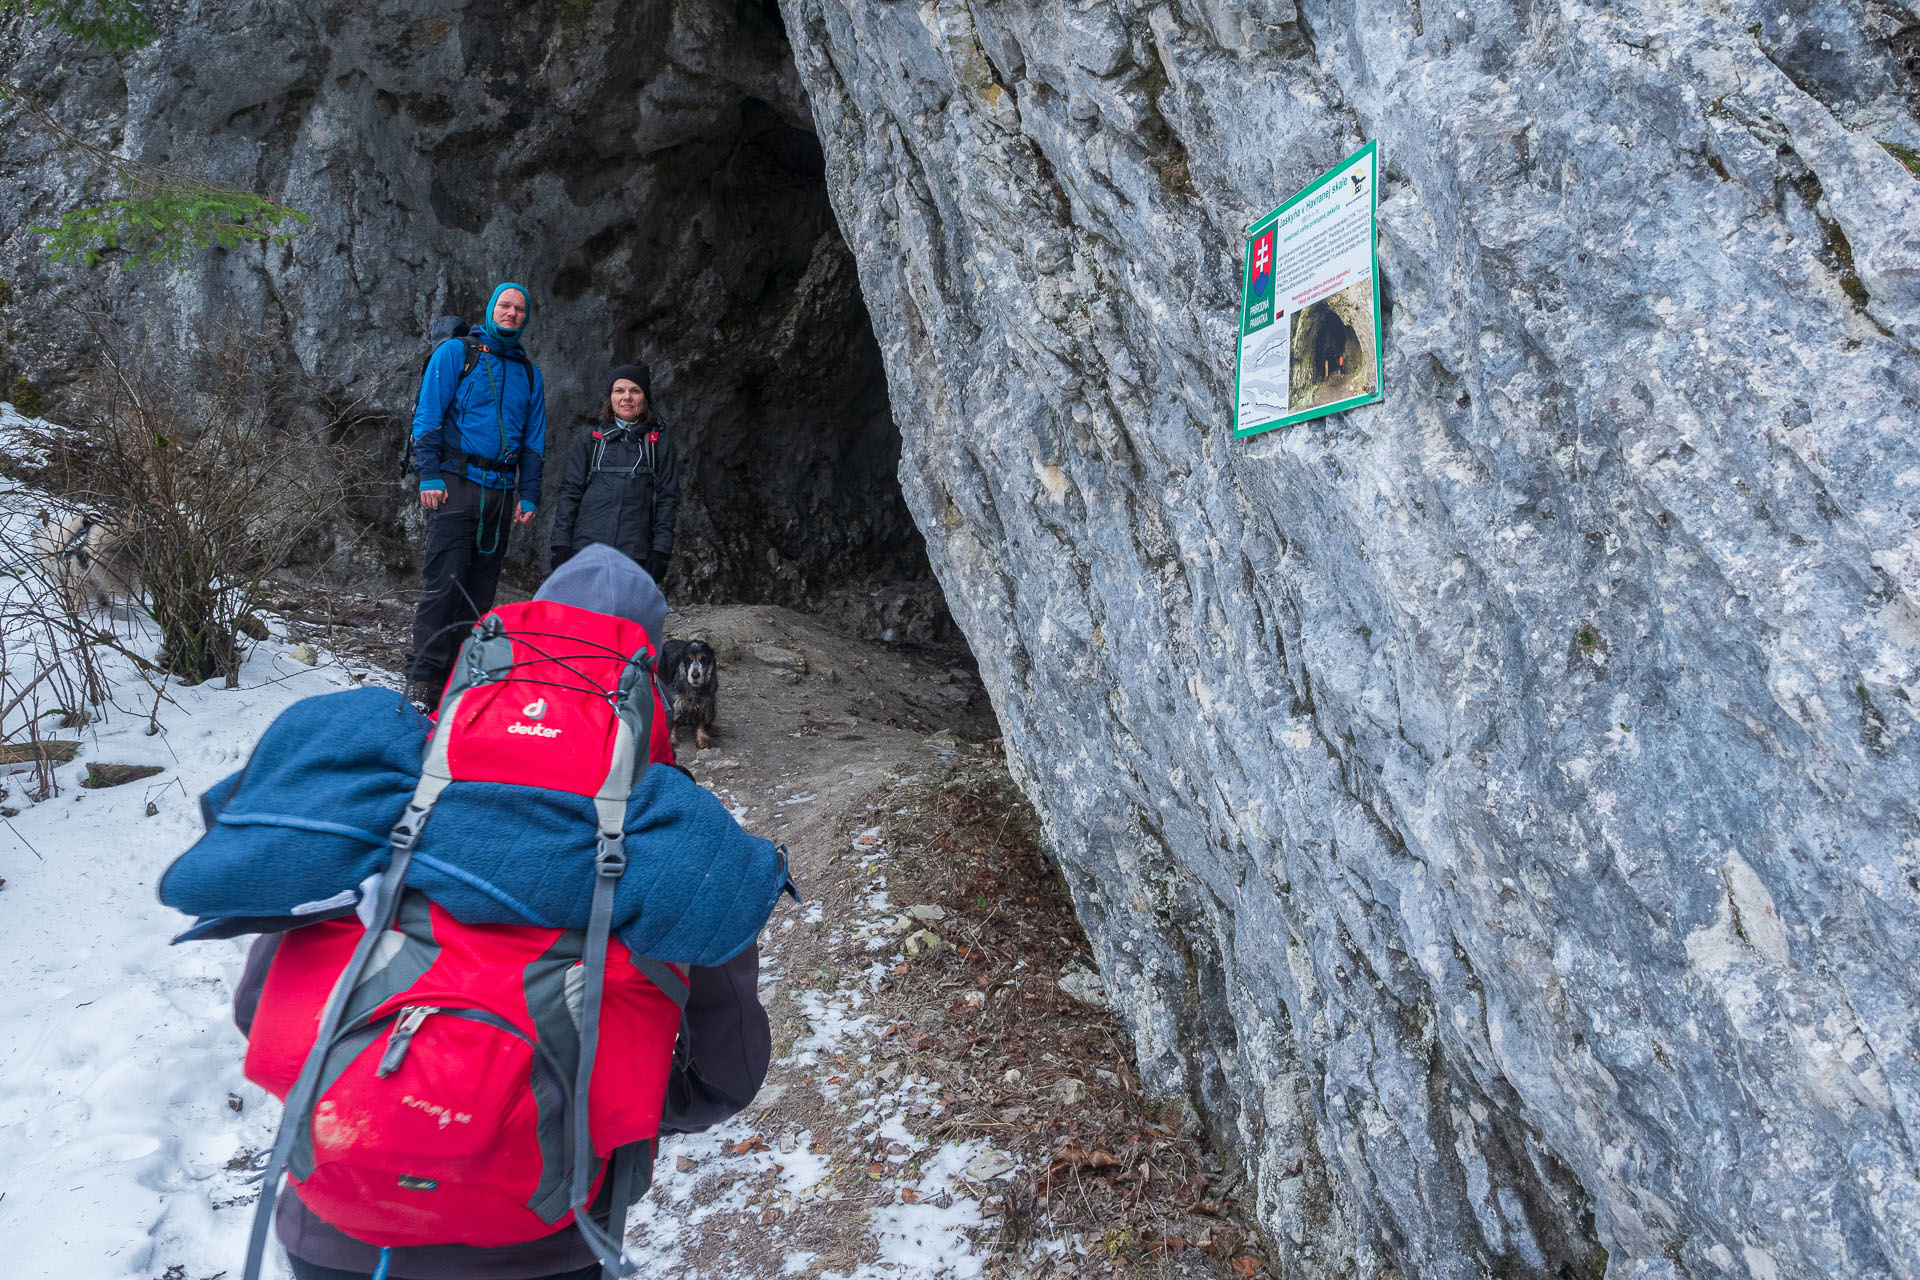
[1285,291,1375,414]
[1300,300,1362,388]
[469,0,946,643]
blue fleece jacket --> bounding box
[158,686,790,967]
[412,327,547,503]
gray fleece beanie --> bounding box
[532,543,667,642]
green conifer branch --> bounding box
[0,0,156,51]
[35,190,310,267]
[0,2,309,267]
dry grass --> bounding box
[0,493,163,801]
[827,745,1275,1279]
[1,321,377,800]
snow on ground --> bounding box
[0,442,374,1278]
[0,656,357,1280]
[0,620,372,1271]
[0,420,1025,1278]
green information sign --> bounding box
[1234,142,1383,437]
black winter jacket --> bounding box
[549,417,679,573]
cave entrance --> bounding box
[535,3,945,644]
[1305,302,1360,384]
[1287,296,1371,413]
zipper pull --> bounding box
[376,1005,439,1078]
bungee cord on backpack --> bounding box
[496,628,648,707]
[409,619,654,713]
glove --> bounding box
[645,553,669,583]
[549,545,574,572]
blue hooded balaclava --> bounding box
[483,281,530,348]
[534,543,667,643]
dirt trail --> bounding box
[261,590,1271,1277]
[664,602,990,856]
[588,604,1269,1280]
[637,601,994,1277]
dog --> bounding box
[657,638,718,752]
[34,509,138,615]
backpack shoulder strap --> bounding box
[419,335,483,383]
[601,1140,654,1275]
[458,334,485,382]
[567,641,659,1278]
[420,337,485,426]
[631,954,689,1008]
[515,350,538,423]
[242,694,464,1280]
[435,337,497,472]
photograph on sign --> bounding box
[1235,141,1383,437]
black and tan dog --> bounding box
[658,638,718,751]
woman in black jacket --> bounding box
[549,363,680,582]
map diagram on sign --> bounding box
[1235,142,1382,437]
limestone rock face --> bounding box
[784,1,1920,1277]
[0,0,933,623]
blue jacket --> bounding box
[412,327,547,501]
[158,686,792,967]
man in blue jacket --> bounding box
[404,282,546,709]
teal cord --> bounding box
[473,353,513,557]
[475,482,505,557]
[371,1247,392,1280]
[480,352,511,469]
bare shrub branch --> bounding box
[0,499,120,800]
[13,318,377,686]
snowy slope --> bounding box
[0,657,375,1280]
[0,427,365,1279]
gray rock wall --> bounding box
[783,1,1920,1277]
[0,0,933,621]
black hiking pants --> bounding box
[405,474,517,690]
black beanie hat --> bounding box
[606,363,651,401]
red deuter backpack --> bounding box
[240,600,683,1279]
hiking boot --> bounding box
[405,679,442,713]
